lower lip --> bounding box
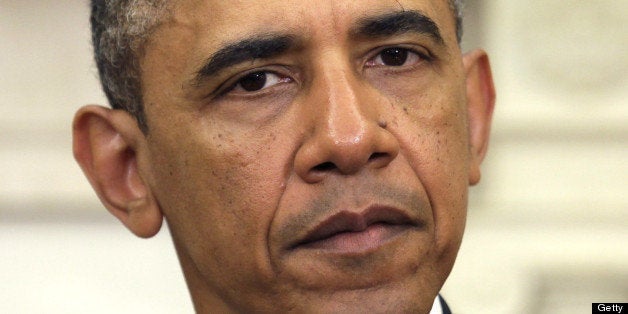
[299,223,411,254]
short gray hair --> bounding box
[91,0,167,132]
[450,0,464,42]
[91,0,463,132]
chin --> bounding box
[290,277,436,314]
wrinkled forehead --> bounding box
[158,0,458,45]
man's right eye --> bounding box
[229,71,291,93]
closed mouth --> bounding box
[290,205,420,253]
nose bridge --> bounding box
[317,57,370,146]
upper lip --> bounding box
[290,205,419,249]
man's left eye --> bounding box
[367,47,426,67]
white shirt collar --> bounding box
[429,295,443,314]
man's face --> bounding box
[138,0,475,312]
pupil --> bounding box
[381,48,408,66]
[239,72,267,91]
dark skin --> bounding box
[74,0,495,312]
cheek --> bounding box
[146,125,289,289]
[392,86,469,253]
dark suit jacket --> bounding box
[439,295,452,314]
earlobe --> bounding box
[463,50,496,186]
[73,105,163,238]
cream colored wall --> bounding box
[1,1,626,313]
[442,1,628,313]
[1,1,192,312]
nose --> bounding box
[294,59,400,183]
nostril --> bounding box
[369,152,388,162]
[312,161,336,172]
[368,152,393,169]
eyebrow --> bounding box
[190,10,444,87]
[351,10,445,45]
[192,35,295,86]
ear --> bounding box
[73,105,163,238]
[463,49,496,186]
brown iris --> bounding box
[379,48,409,66]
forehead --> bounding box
[161,0,456,44]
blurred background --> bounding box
[1,0,626,313]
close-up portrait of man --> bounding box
[72,0,495,312]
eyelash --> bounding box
[217,46,432,96]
